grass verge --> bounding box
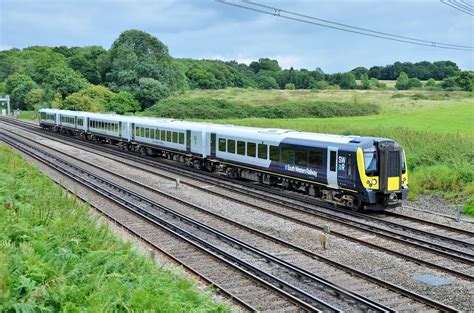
[0,145,228,311]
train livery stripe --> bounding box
[218,160,358,193]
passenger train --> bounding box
[38,108,409,211]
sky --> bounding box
[0,0,473,73]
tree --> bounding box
[255,72,279,89]
[107,91,140,113]
[105,30,186,104]
[51,92,62,109]
[136,77,170,109]
[45,66,88,98]
[4,73,38,110]
[61,85,114,111]
[351,67,369,79]
[441,77,458,90]
[25,88,46,110]
[360,73,370,89]
[339,72,356,89]
[285,83,295,90]
[395,71,410,90]
[68,46,107,84]
[454,71,474,91]
[186,67,219,89]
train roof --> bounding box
[39,109,389,146]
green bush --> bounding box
[284,83,296,90]
[146,97,380,119]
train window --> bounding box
[161,130,166,141]
[227,139,236,153]
[247,142,256,157]
[155,129,160,140]
[172,132,178,143]
[150,129,155,139]
[269,146,280,162]
[309,150,323,168]
[330,151,337,172]
[166,130,172,142]
[295,149,307,166]
[237,141,245,155]
[281,147,294,164]
[178,133,184,144]
[401,151,406,174]
[363,147,378,175]
[219,138,226,152]
[136,126,139,135]
[145,128,150,138]
[258,144,268,159]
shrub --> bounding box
[146,97,379,119]
[312,80,330,90]
[285,83,296,90]
[395,72,409,90]
[408,77,422,89]
[339,72,356,89]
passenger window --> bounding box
[141,128,145,137]
[309,150,323,168]
[218,138,226,152]
[269,146,280,161]
[166,131,172,142]
[161,130,166,141]
[156,130,160,139]
[258,144,268,159]
[172,132,178,143]
[347,154,353,176]
[150,129,155,139]
[179,133,184,144]
[237,141,245,155]
[281,147,294,164]
[247,142,256,157]
[145,128,150,138]
[227,139,235,153]
[295,149,307,166]
[330,151,337,172]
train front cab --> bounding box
[357,141,409,210]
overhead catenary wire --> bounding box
[441,0,474,15]
[450,0,474,12]
[216,0,474,51]
[460,0,474,8]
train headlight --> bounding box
[371,179,377,185]
[366,180,370,185]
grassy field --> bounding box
[0,145,228,311]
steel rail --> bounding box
[3,134,397,312]
[2,118,473,279]
[5,131,459,312]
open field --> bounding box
[0,145,227,311]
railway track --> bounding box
[2,118,473,281]
[3,131,461,312]
[3,133,440,312]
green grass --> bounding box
[0,145,228,311]
[17,110,38,121]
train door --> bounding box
[210,133,216,158]
[131,123,135,141]
[119,121,122,137]
[327,147,338,188]
[186,130,191,152]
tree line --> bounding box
[0,29,472,112]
